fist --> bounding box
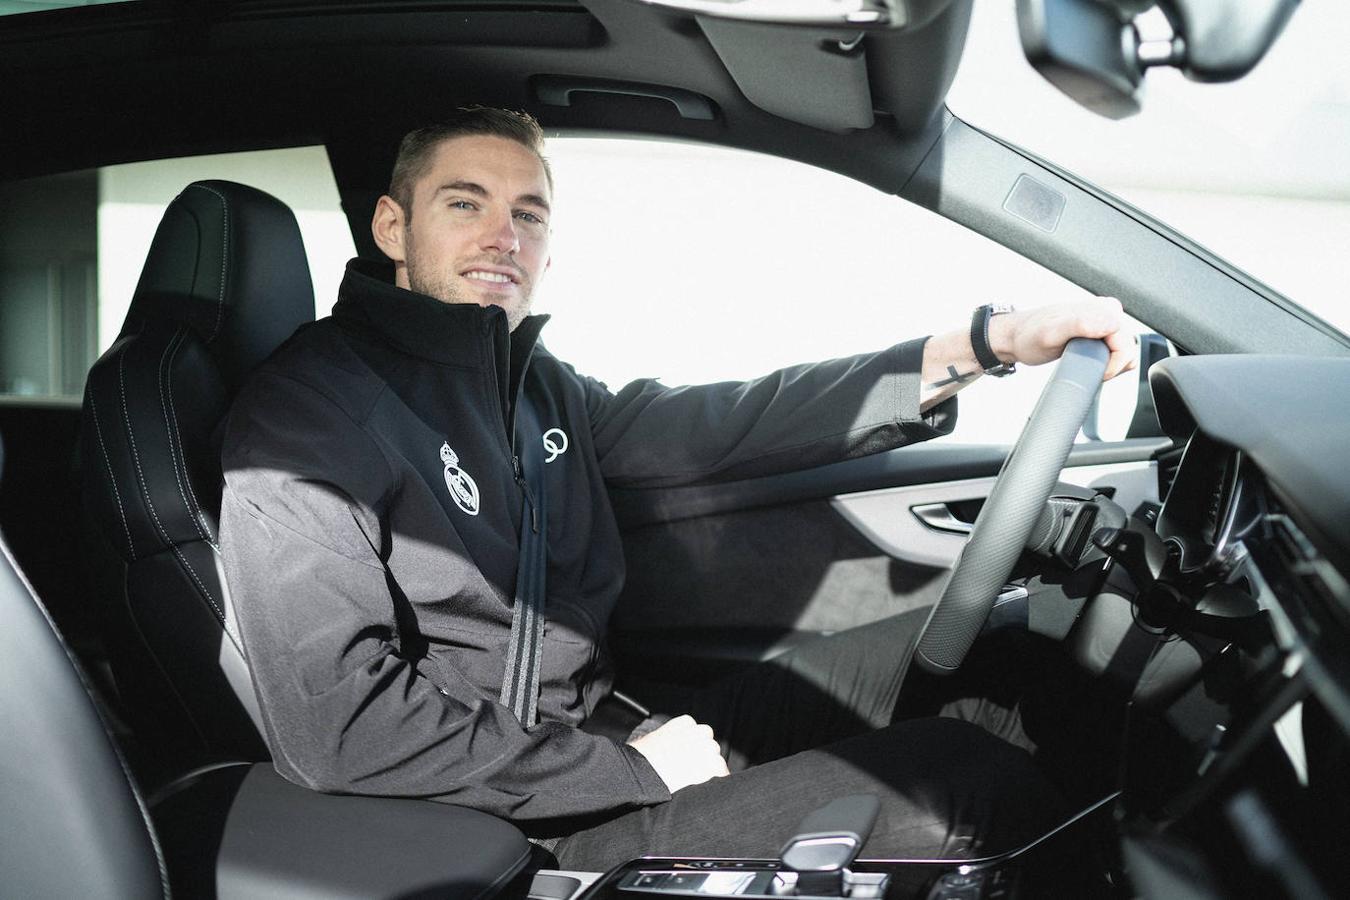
[628,714,730,793]
[991,297,1136,380]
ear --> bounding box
[371,195,408,263]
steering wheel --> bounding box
[912,338,1110,674]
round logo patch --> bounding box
[440,442,480,516]
[542,427,569,463]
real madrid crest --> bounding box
[440,442,480,516]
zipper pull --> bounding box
[512,455,539,533]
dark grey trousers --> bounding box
[550,609,1062,871]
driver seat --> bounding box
[80,180,315,779]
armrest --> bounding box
[153,763,532,899]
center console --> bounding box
[549,793,1117,900]
[586,856,1012,900]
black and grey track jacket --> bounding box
[220,258,955,822]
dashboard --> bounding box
[1149,354,1350,738]
[1113,354,1350,898]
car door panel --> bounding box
[838,457,1161,569]
[610,437,1169,689]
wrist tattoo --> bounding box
[926,365,978,389]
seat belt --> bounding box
[500,395,548,726]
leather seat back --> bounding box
[0,456,168,899]
[81,181,314,771]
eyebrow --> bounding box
[434,180,551,214]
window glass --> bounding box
[947,0,1350,336]
[0,172,98,399]
[535,137,1146,444]
[0,146,354,402]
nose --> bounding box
[479,206,519,255]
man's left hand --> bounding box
[991,297,1137,380]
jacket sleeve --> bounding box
[584,337,956,488]
[220,374,670,822]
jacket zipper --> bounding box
[488,316,542,535]
[512,454,539,533]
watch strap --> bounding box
[971,304,1015,376]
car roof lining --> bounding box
[0,0,970,188]
[8,0,1345,360]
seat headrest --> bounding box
[121,181,315,391]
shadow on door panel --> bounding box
[612,499,945,688]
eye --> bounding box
[514,210,545,225]
[449,199,477,211]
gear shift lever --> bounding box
[777,795,880,897]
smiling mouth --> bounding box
[462,269,519,286]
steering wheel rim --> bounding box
[912,338,1111,675]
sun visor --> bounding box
[693,0,970,134]
[697,16,875,132]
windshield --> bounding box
[947,0,1350,337]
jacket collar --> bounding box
[333,257,549,370]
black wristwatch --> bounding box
[970,303,1016,377]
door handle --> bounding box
[911,503,974,535]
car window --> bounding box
[536,136,1148,445]
[947,0,1350,337]
[0,146,354,402]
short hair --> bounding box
[388,107,552,220]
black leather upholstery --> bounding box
[0,527,168,899]
[3,432,536,900]
[80,181,315,770]
[154,764,533,899]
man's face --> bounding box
[376,134,551,330]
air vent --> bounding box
[1156,443,1185,502]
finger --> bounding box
[694,724,715,741]
[1101,327,1134,380]
[1103,351,1129,380]
[665,714,695,731]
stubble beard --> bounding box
[404,227,532,331]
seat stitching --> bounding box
[159,328,213,546]
[169,544,228,635]
[86,386,136,558]
[119,347,226,623]
[186,183,229,345]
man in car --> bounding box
[220,107,1133,869]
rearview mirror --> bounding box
[1017,0,1301,119]
[1017,0,1146,119]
